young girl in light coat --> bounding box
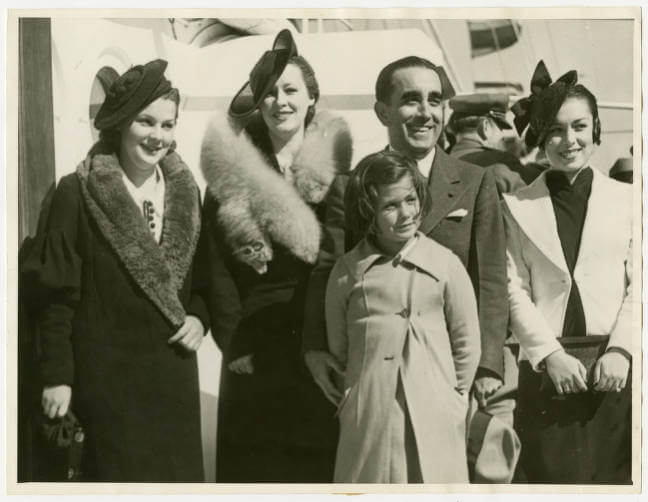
[325,151,481,483]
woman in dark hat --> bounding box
[505,61,633,483]
[200,30,353,482]
[23,59,208,481]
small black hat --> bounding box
[229,30,298,118]
[511,60,578,148]
[609,157,633,183]
[449,93,513,130]
[94,59,173,130]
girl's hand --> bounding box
[42,385,72,419]
[593,351,630,392]
[168,315,204,352]
[304,350,345,406]
[228,354,254,374]
[544,350,588,395]
[473,375,503,409]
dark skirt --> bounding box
[216,324,338,483]
[515,360,631,484]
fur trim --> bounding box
[76,148,201,328]
[200,110,352,270]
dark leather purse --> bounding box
[540,335,610,396]
[34,410,85,481]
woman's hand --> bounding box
[168,315,204,352]
[42,385,72,419]
[544,350,588,395]
[228,354,254,374]
[593,351,630,392]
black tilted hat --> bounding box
[94,59,173,130]
[511,60,578,148]
[229,29,298,118]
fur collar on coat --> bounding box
[200,110,352,273]
[76,144,201,328]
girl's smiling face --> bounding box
[542,97,596,173]
[374,174,421,253]
[119,97,177,174]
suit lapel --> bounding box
[576,169,612,265]
[503,174,569,273]
[419,149,467,235]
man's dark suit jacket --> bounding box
[303,147,508,379]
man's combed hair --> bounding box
[345,150,429,245]
[374,56,438,104]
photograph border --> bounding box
[3,5,644,497]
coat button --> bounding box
[397,308,410,318]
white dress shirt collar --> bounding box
[388,144,436,178]
[122,164,165,243]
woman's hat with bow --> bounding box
[94,59,173,130]
[229,29,298,118]
[512,60,578,149]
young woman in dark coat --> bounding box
[23,59,209,482]
[200,30,353,482]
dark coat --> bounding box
[420,149,508,378]
[200,110,353,482]
[449,137,526,195]
[22,147,208,482]
[303,147,508,379]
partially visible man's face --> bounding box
[375,66,444,160]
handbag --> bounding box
[33,410,85,481]
[540,335,610,395]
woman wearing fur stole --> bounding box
[22,60,208,481]
[200,30,353,482]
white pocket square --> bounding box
[446,208,468,219]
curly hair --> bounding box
[345,150,429,245]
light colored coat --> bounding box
[325,233,481,483]
[502,168,633,370]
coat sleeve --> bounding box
[324,258,351,369]
[491,163,527,196]
[201,192,245,360]
[503,202,562,370]
[21,175,83,387]
[444,254,481,393]
[302,173,350,354]
[471,166,508,378]
[608,237,633,355]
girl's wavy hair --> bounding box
[345,150,429,244]
[97,87,181,153]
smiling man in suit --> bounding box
[302,56,510,478]
[371,57,509,405]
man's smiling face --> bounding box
[375,66,444,160]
